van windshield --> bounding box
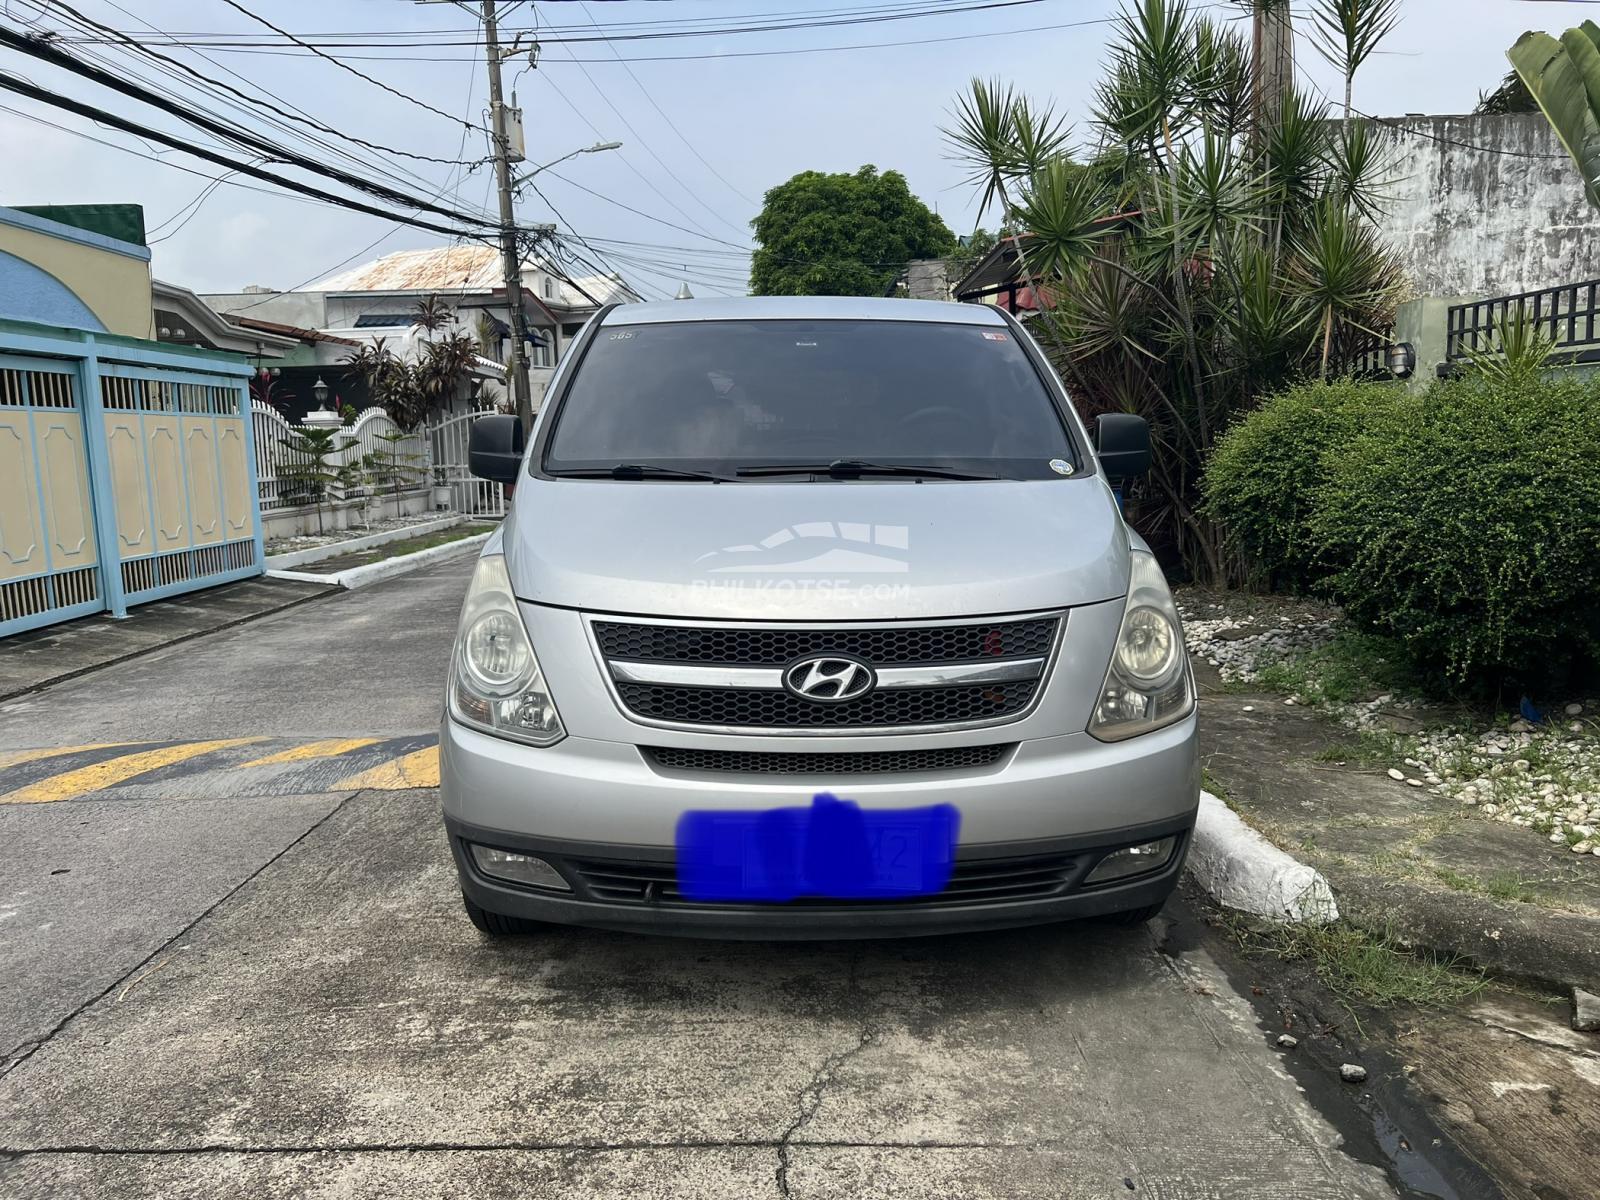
[542,319,1078,481]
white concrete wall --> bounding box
[1374,113,1600,298]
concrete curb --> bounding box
[264,515,465,571]
[1331,872,1600,997]
[268,531,489,590]
[1186,791,1340,924]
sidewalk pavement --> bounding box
[1196,660,1600,997]
[0,577,335,702]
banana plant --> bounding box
[1508,21,1600,210]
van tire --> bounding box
[463,893,535,936]
[1107,901,1166,927]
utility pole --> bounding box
[1251,0,1295,139]
[482,0,533,434]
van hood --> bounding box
[504,477,1131,621]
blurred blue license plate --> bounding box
[676,793,960,903]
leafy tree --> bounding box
[749,166,957,296]
[946,227,1003,286]
[942,0,1406,581]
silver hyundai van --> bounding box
[442,297,1198,938]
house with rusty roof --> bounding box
[201,244,639,413]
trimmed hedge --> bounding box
[1202,380,1393,591]
[1205,371,1600,687]
[1313,372,1600,686]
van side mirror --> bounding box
[468,415,525,484]
[1094,413,1151,480]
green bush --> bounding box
[1313,371,1600,686]
[1202,379,1395,591]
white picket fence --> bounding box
[250,401,429,513]
[250,402,511,519]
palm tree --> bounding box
[1307,0,1402,125]
[950,0,1405,581]
[943,77,1071,326]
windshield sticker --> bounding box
[981,331,1009,341]
[1049,459,1074,476]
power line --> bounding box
[42,3,1112,63]
[211,0,477,130]
[541,42,748,240]
[34,0,476,167]
[574,0,756,208]
[51,1,998,41]
[0,70,492,240]
[38,0,496,217]
[0,27,500,229]
[10,4,496,216]
[48,0,1049,48]
[542,165,752,248]
[520,176,660,301]
[528,65,722,242]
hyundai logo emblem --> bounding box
[782,655,876,703]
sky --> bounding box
[0,0,1579,300]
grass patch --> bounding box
[1312,729,1407,768]
[1229,919,1486,1013]
[1253,630,1423,706]
[1482,871,1541,904]
[309,526,482,570]
[1201,766,1234,809]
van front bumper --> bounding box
[440,711,1199,938]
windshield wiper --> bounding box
[736,458,1000,481]
[550,463,731,482]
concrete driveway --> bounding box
[0,558,1396,1198]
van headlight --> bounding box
[449,555,565,746]
[1088,549,1194,742]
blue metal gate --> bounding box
[0,320,263,638]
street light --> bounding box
[513,141,622,187]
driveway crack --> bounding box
[774,1025,877,1200]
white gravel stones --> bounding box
[1339,1064,1368,1083]
[1180,595,1600,856]
[1277,1034,1299,1049]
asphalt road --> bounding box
[0,557,1399,1199]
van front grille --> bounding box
[643,743,1013,776]
[617,680,1038,730]
[593,613,1060,732]
[592,618,1057,666]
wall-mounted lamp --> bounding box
[1386,342,1417,379]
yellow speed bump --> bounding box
[0,743,130,772]
[236,738,382,770]
[335,746,440,791]
[0,738,263,804]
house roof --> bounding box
[153,279,300,354]
[309,245,636,309]
[951,212,1143,300]
[224,314,360,346]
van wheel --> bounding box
[1107,901,1166,927]
[463,893,536,936]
